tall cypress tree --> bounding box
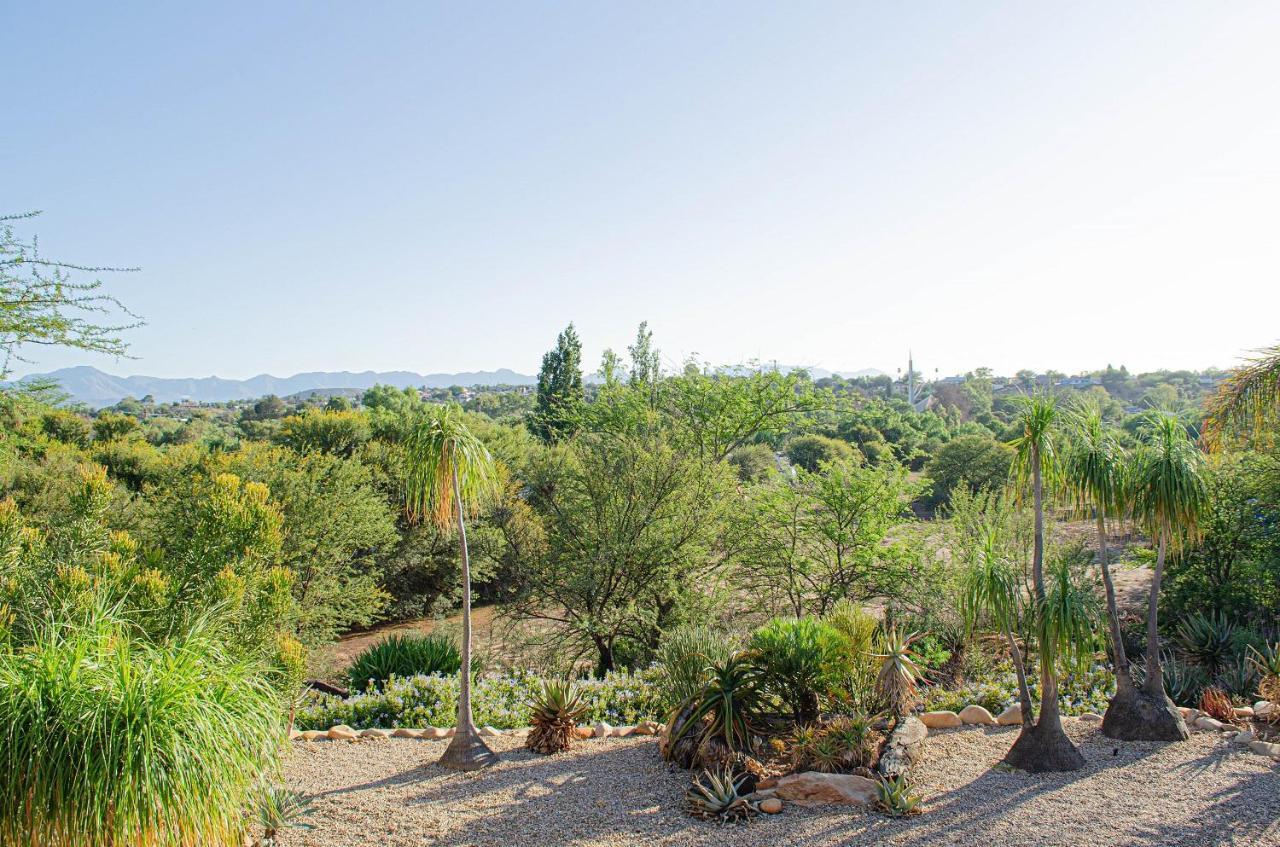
[531,323,584,441]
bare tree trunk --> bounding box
[1003,621,1035,722]
[438,464,499,771]
[1143,530,1167,698]
[1096,513,1133,691]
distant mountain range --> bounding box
[14,366,539,407]
[12,364,888,408]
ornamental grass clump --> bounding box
[0,609,282,847]
[346,632,461,691]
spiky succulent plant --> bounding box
[875,774,923,818]
[1199,686,1235,723]
[526,679,588,755]
[683,768,757,824]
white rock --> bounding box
[1248,740,1280,759]
[593,721,613,738]
[996,704,1023,725]
[958,705,997,726]
[1195,716,1225,731]
[919,711,962,729]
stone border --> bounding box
[916,701,1280,762]
[290,720,663,743]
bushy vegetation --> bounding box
[296,668,663,731]
[2,214,1278,831]
[346,632,462,691]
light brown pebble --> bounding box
[759,797,783,814]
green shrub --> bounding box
[654,625,736,712]
[920,661,1115,716]
[824,601,884,713]
[748,617,843,724]
[297,668,662,730]
[346,632,461,691]
[1176,611,1237,676]
[0,610,282,847]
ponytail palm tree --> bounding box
[1063,404,1141,734]
[961,527,1034,722]
[1203,342,1280,450]
[1123,412,1206,741]
[404,404,500,771]
[1003,395,1085,772]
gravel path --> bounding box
[282,720,1279,847]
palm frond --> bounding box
[1203,343,1280,450]
[1129,411,1207,550]
[1006,394,1061,501]
[1062,400,1127,519]
[402,404,498,530]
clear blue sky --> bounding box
[6,1,1279,380]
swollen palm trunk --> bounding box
[1102,530,1190,742]
[438,472,499,771]
[1003,667,1085,772]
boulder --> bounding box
[574,725,595,739]
[1255,701,1276,719]
[919,711,962,729]
[479,726,503,738]
[1234,706,1255,719]
[878,716,928,780]
[610,725,635,737]
[632,720,660,736]
[360,728,392,739]
[996,704,1023,726]
[288,728,303,740]
[958,705,997,726]
[758,797,783,814]
[426,727,454,739]
[1178,707,1200,722]
[1077,713,1103,724]
[593,721,613,738]
[771,772,878,806]
[299,730,327,742]
[1195,716,1226,732]
[1229,729,1254,745]
[1248,740,1280,759]
[392,728,424,739]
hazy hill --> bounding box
[14,366,538,407]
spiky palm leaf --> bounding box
[1130,412,1207,552]
[1203,342,1280,450]
[666,655,762,765]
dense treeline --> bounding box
[3,322,1271,681]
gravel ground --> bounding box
[282,719,1280,847]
